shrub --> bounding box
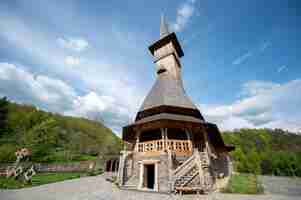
[0,144,17,162]
[223,174,264,194]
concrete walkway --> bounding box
[259,175,301,196]
[1,175,300,200]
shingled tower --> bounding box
[118,16,234,194]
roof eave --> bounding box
[148,32,184,58]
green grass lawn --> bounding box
[0,177,26,189]
[30,172,82,186]
[0,172,84,189]
[222,174,264,194]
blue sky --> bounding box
[0,0,300,134]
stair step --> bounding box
[121,185,137,190]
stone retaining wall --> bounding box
[35,161,96,172]
[0,161,96,176]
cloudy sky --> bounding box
[0,0,300,134]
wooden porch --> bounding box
[136,139,193,156]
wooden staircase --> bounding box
[172,149,214,194]
[122,173,139,190]
[174,166,198,187]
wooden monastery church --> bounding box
[117,16,234,194]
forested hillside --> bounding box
[1,96,301,178]
[222,129,301,177]
[0,97,122,163]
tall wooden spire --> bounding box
[160,14,170,38]
[135,16,202,121]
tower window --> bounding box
[157,68,167,74]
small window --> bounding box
[157,68,167,74]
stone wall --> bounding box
[157,153,171,192]
[212,153,230,178]
[123,151,172,193]
[0,161,96,175]
[212,154,232,190]
[36,161,96,172]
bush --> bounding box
[222,174,264,194]
[223,128,301,177]
[0,177,26,189]
[0,144,17,162]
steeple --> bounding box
[160,14,170,38]
[149,15,184,58]
[136,15,200,120]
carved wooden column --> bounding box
[161,128,166,151]
[185,128,192,152]
[154,162,159,191]
[110,160,113,172]
[164,128,168,150]
[138,162,144,189]
[135,130,141,152]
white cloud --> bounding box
[65,56,80,66]
[172,0,197,32]
[232,51,253,65]
[277,65,287,73]
[57,37,89,52]
[232,41,272,65]
[200,79,301,132]
[0,62,76,111]
[0,62,141,135]
[0,2,149,135]
[67,92,113,116]
[0,13,66,69]
[64,91,131,133]
[259,41,271,52]
[240,80,279,97]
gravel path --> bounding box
[0,175,300,200]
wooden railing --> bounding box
[194,142,204,151]
[173,152,196,176]
[137,139,192,154]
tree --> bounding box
[0,98,123,163]
[22,117,59,161]
[232,147,248,172]
[247,148,261,175]
[0,96,9,136]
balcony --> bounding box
[137,139,192,155]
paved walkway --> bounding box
[259,175,301,196]
[1,175,300,200]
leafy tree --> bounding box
[232,147,248,172]
[22,117,59,161]
[0,96,9,136]
[0,144,16,162]
[247,148,261,175]
[223,128,301,177]
[0,99,122,163]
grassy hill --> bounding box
[222,128,301,177]
[0,97,122,163]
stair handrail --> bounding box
[173,148,202,177]
[173,153,195,176]
[182,171,199,187]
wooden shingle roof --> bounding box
[138,72,197,112]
